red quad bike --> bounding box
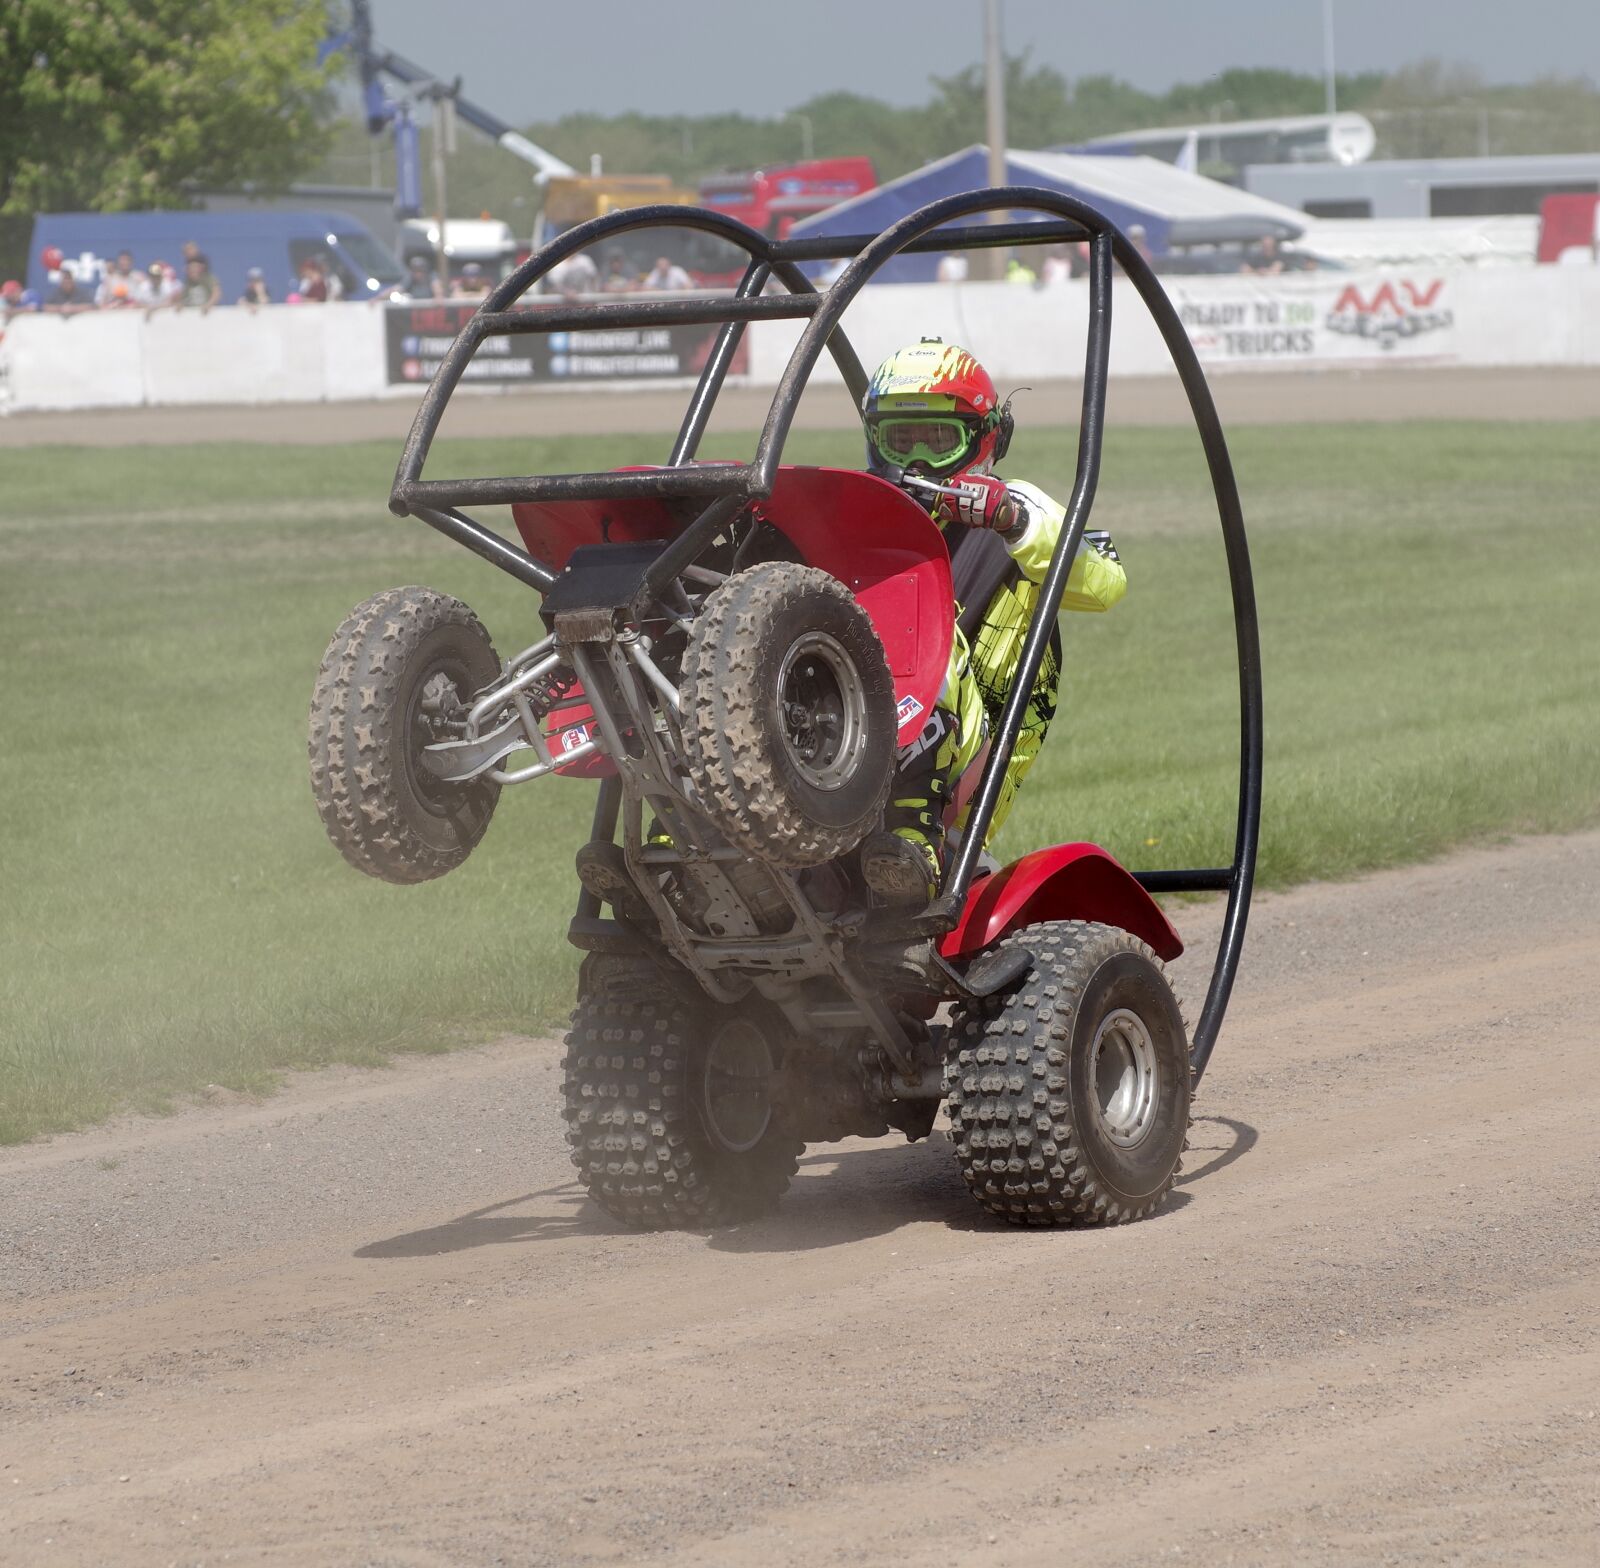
[308,189,1263,1229]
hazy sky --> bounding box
[371,0,1600,124]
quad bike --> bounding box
[308,188,1263,1229]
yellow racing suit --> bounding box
[889,478,1127,856]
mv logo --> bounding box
[1325,278,1452,350]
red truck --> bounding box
[699,157,877,242]
[1537,193,1600,264]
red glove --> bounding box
[933,473,1020,534]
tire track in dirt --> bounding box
[2,831,1597,1566]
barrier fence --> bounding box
[3,267,1598,414]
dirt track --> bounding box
[3,831,1597,1566]
[5,365,1600,447]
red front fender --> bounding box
[940,843,1184,963]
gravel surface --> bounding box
[3,830,1597,1566]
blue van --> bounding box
[26,210,407,303]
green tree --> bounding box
[303,53,1600,232]
[0,0,334,217]
[926,52,1076,154]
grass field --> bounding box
[2,417,1596,1143]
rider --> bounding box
[855,338,1127,907]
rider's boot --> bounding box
[859,828,942,908]
[859,738,955,910]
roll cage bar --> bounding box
[389,189,1263,1087]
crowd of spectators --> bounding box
[4,242,758,345]
[542,249,699,297]
[933,229,1323,284]
[2,240,400,321]
[2,228,1322,326]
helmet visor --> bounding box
[867,414,976,472]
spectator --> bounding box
[238,267,272,308]
[45,264,93,314]
[319,254,346,301]
[2,278,41,315]
[1126,225,1157,270]
[175,254,221,311]
[1004,254,1037,285]
[396,255,445,301]
[600,251,635,292]
[144,260,183,310]
[451,261,490,299]
[1245,234,1285,275]
[1039,247,1072,284]
[547,250,599,296]
[641,254,692,291]
[294,256,329,302]
[95,250,148,308]
[935,253,970,283]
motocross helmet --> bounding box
[862,338,1013,483]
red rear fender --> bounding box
[941,843,1184,963]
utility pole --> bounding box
[983,0,1008,280]
[1321,0,1338,116]
[430,87,457,290]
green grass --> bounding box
[1,419,1596,1143]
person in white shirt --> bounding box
[547,250,600,295]
[641,255,692,290]
[95,251,149,308]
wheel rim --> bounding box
[701,1018,775,1154]
[406,661,475,813]
[1089,1008,1160,1147]
[776,631,868,791]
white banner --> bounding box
[1163,273,1458,368]
[5,266,1598,413]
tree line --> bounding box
[3,0,1598,278]
[319,56,1600,228]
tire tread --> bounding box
[945,920,1191,1226]
[308,585,498,885]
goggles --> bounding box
[867,413,980,472]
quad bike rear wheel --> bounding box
[308,585,500,885]
[679,562,897,869]
[562,994,803,1228]
[945,921,1191,1226]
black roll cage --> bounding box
[388,189,1263,1087]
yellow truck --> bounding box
[535,175,742,288]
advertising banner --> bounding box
[1168,273,1458,368]
[384,300,749,386]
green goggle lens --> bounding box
[869,416,975,470]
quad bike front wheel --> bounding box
[679,562,897,869]
[308,585,501,885]
[945,921,1191,1226]
[562,993,803,1228]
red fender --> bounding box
[940,843,1184,963]
[758,467,952,747]
[513,465,953,749]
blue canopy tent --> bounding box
[788,146,1304,283]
